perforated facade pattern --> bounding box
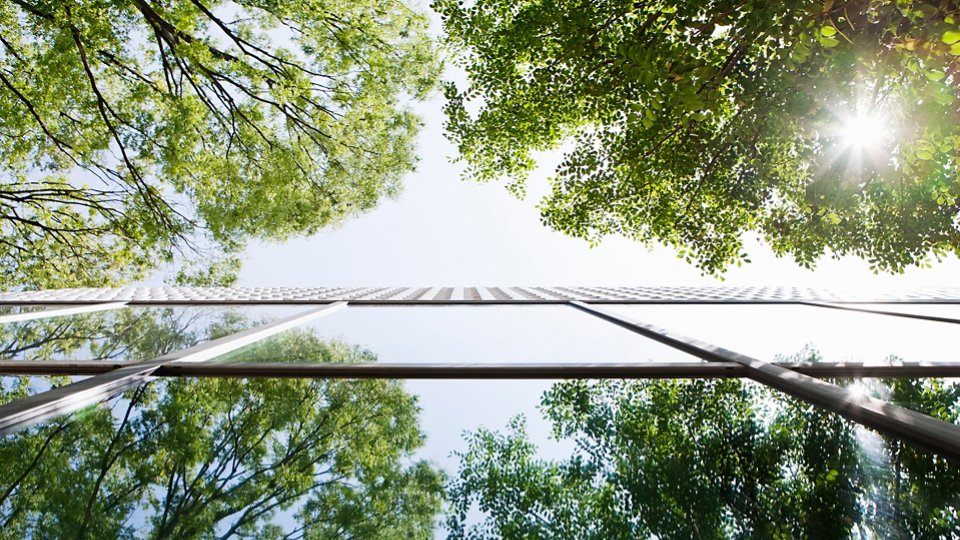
[3,285,960,303]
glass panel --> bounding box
[602,304,960,363]
[3,376,955,537]
[0,377,445,538]
[0,305,310,362]
[440,377,960,538]
[0,378,960,538]
[0,305,68,316]
[856,303,960,320]
[0,375,88,406]
[210,305,702,364]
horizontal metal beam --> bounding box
[570,301,960,463]
[0,302,347,435]
[803,301,960,325]
[2,299,960,306]
[0,302,127,324]
[160,362,743,378]
[3,361,960,378]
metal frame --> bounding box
[801,301,960,325]
[4,361,960,378]
[4,285,960,303]
[2,287,960,461]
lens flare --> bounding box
[836,110,889,153]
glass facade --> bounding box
[602,303,960,363]
[212,305,702,364]
[0,289,958,538]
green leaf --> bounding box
[818,36,840,48]
[438,0,960,276]
[0,0,441,290]
[943,30,960,44]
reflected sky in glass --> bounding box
[211,305,702,364]
[604,304,960,363]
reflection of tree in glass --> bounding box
[0,307,211,362]
[861,377,960,538]
[0,319,443,538]
[0,307,253,412]
[447,356,960,538]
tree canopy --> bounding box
[0,308,444,539]
[447,373,960,538]
[0,0,439,289]
[436,0,960,274]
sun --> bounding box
[835,109,890,153]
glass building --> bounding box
[1,285,959,537]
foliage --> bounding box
[447,376,960,539]
[0,307,207,362]
[0,0,439,289]
[0,309,444,539]
[436,0,960,274]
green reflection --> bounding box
[0,308,441,538]
[0,308,208,362]
[448,355,960,538]
[0,306,299,362]
[0,376,442,538]
[0,376,80,407]
[212,327,366,365]
[0,305,63,316]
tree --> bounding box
[862,377,960,538]
[0,306,212,362]
[0,0,439,289]
[0,311,444,538]
[436,0,960,274]
[447,374,960,538]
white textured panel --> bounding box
[2,286,960,303]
